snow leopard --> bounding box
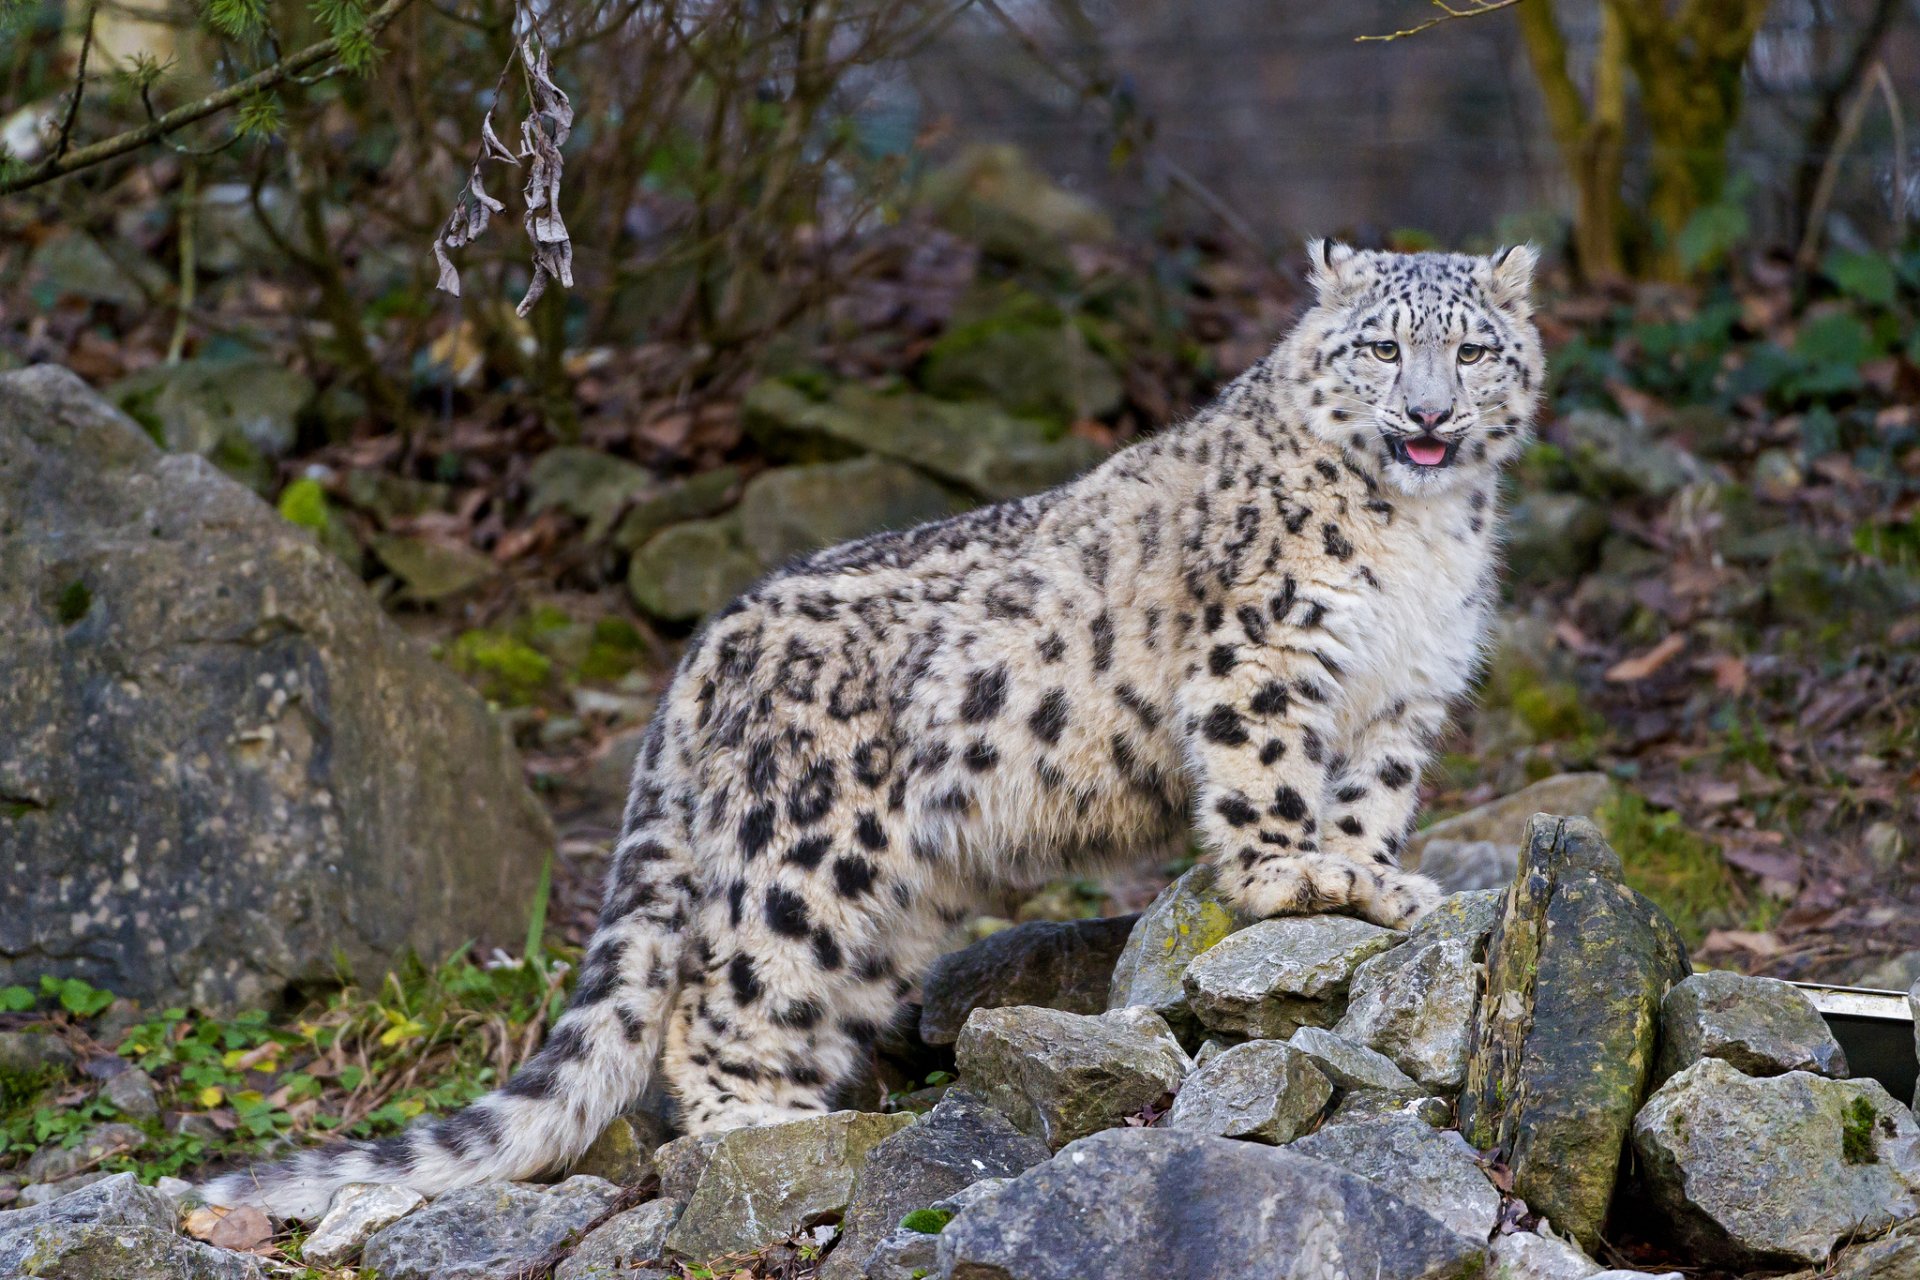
[207,241,1544,1218]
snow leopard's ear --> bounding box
[1305,239,1365,306]
[1483,244,1538,317]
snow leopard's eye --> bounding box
[1367,341,1399,362]
[1457,343,1488,364]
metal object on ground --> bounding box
[1793,982,1917,1103]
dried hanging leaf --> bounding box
[515,38,574,318]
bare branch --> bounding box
[0,0,416,197]
[1356,0,1524,43]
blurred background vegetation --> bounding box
[2,0,1919,1224]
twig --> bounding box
[50,0,101,165]
[0,0,417,196]
[1356,0,1524,43]
[166,160,197,363]
[1796,59,1888,269]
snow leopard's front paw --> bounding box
[1226,855,1442,929]
[1355,864,1443,929]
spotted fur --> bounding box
[204,242,1543,1218]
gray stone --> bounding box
[1504,493,1609,585]
[0,1172,263,1279]
[0,1031,76,1088]
[571,1113,667,1186]
[1852,950,1920,993]
[1559,408,1704,501]
[1161,1040,1331,1143]
[1631,1058,1920,1268]
[368,532,498,601]
[17,1174,113,1208]
[0,367,553,1011]
[1911,977,1918,1113]
[1411,839,1518,895]
[744,380,1104,501]
[917,144,1113,275]
[860,1179,1011,1280]
[108,358,313,486]
[822,1090,1048,1280]
[1326,1091,1453,1128]
[1458,815,1691,1254]
[1777,1219,1920,1280]
[1657,970,1848,1084]
[1405,774,1614,870]
[663,1110,915,1262]
[525,447,656,542]
[737,457,964,567]
[1106,864,1253,1042]
[1335,937,1482,1093]
[1287,1026,1422,1094]
[23,1125,146,1184]
[555,1198,682,1280]
[955,1006,1189,1149]
[360,1176,624,1280]
[611,466,742,552]
[935,1126,1484,1280]
[919,315,1124,428]
[626,515,761,621]
[1289,1114,1499,1240]
[919,916,1136,1045]
[650,1132,722,1202]
[1486,1230,1603,1280]
[27,233,169,307]
[99,1068,159,1120]
[1182,915,1402,1039]
[302,1183,426,1268]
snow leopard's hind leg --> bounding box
[202,722,697,1219]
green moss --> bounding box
[277,478,330,533]
[578,618,647,682]
[0,1063,62,1110]
[55,580,91,625]
[900,1208,954,1235]
[1598,792,1760,947]
[1841,1095,1879,1165]
[445,630,554,705]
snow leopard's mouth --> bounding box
[1388,433,1458,469]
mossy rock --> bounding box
[1106,864,1253,1044]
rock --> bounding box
[17,1173,113,1208]
[361,1175,624,1280]
[1776,1219,1920,1280]
[626,515,762,621]
[1286,1026,1421,1094]
[955,1006,1189,1149]
[572,1113,666,1186]
[663,1111,915,1262]
[1458,815,1690,1253]
[1289,1114,1499,1240]
[525,447,656,542]
[919,308,1124,427]
[1161,1040,1331,1143]
[1631,1058,1920,1268]
[1862,821,1907,875]
[1181,915,1402,1040]
[0,367,553,1011]
[1656,970,1848,1084]
[916,144,1114,276]
[1192,1038,1228,1068]
[1106,864,1253,1042]
[26,232,169,307]
[736,457,964,567]
[554,1198,682,1280]
[859,1178,1010,1280]
[0,1031,76,1093]
[744,381,1104,501]
[1852,949,1920,993]
[919,916,1136,1046]
[822,1090,1049,1280]
[611,466,741,552]
[1912,977,1919,1111]
[935,1126,1484,1280]
[1504,493,1609,586]
[0,1172,264,1279]
[1558,408,1704,501]
[1412,839,1519,895]
[99,1067,159,1120]
[23,1124,146,1184]
[1325,1091,1453,1128]
[369,532,499,601]
[302,1183,426,1268]
[649,1132,723,1202]
[108,358,314,490]
[1334,892,1500,1093]
[1486,1230,1603,1280]
[1405,773,1614,870]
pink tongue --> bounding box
[1405,438,1448,466]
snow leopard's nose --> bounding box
[1407,403,1453,430]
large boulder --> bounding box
[1631,1059,1920,1268]
[1656,970,1848,1085]
[1404,773,1614,879]
[360,1176,624,1280]
[919,916,1136,1046]
[955,1006,1189,1149]
[0,1173,263,1279]
[0,367,553,1010]
[662,1110,915,1262]
[822,1090,1048,1280]
[1458,815,1690,1253]
[935,1127,1484,1280]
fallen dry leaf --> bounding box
[1605,633,1687,683]
[1700,929,1783,957]
[1709,654,1748,694]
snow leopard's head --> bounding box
[1292,241,1545,495]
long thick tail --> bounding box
[204,729,698,1220]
